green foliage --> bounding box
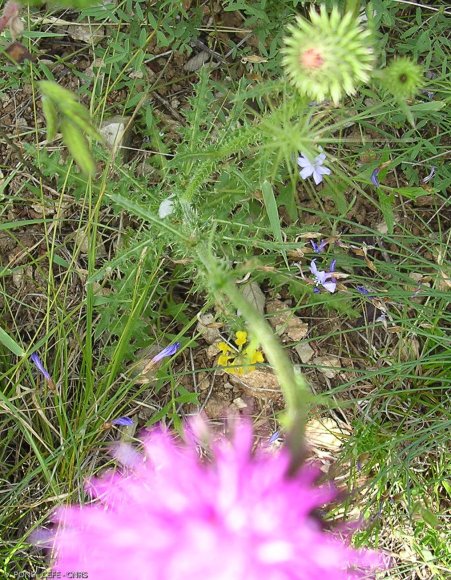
[29,0,99,6]
[39,81,102,174]
[1,0,451,576]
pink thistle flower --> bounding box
[36,421,384,579]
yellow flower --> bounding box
[217,354,230,367]
[218,342,231,354]
[251,351,265,364]
[217,331,264,375]
[235,331,248,347]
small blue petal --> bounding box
[356,285,370,295]
[310,239,327,254]
[30,353,51,380]
[151,342,181,364]
[329,259,336,273]
[371,168,380,188]
[313,287,321,294]
[111,417,134,427]
[268,431,281,444]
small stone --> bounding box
[100,116,132,156]
[295,342,315,363]
[228,368,281,402]
[233,397,248,410]
[197,372,210,391]
[196,313,222,344]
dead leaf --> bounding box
[66,24,104,44]
[241,55,268,64]
[313,355,341,379]
[305,418,349,453]
[4,41,33,63]
[240,281,265,315]
[184,51,210,72]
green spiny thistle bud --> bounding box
[380,57,423,99]
[282,7,374,105]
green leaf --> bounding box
[397,186,434,199]
[261,181,288,267]
[0,326,25,356]
[398,99,416,128]
[67,111,103,141]
[41,96,58,141]
[39,80,79,105]
[378,190,395,234]
[39,80,102,142]
[60,119,95,176]
[410,101,445,112]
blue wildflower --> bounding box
[30,353,51,381]
[150,342,181,364]
[111,417,134,427]
[310,259,337,293]
[371,168,380,187]
[310,239,328,254]
[268,431,281,445]
[356,286,370,295]
[297,151,331,185]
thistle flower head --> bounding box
[37,420,383,579]
[380,57,423,100]
[282,7,374,105]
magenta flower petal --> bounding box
[40,420,384,579]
